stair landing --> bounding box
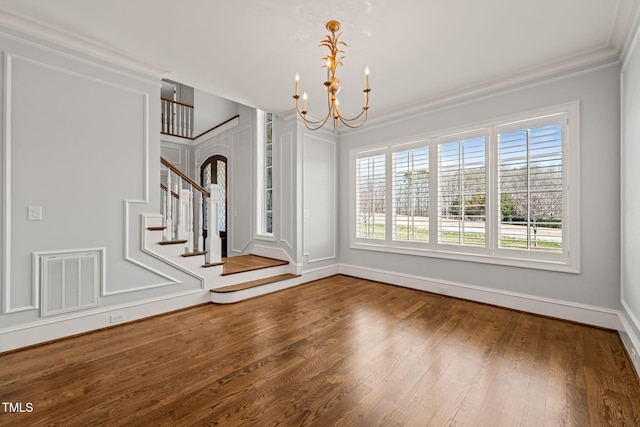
[210,255,301,304]
[222,254,289,276]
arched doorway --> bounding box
[201,155,227,257]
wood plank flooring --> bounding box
[221,254,288,276]
[1,275,639,426]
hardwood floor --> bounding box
[221,254,289,276]
[1,275,639,426]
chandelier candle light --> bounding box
[294,20,370,133]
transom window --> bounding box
[350,103,579,273]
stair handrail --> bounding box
[160,183,180,199]
[159,157,221,264]
[160,97,194,108]
[161,157,210,197]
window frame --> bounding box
[256,110,275,239]
[349,102,580,273]
[353,146,388,245]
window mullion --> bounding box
[526,128,531,249]
[429,139,437,249]
[486,128,496,254]
[385,147,393,245]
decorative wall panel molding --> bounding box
[303,133,337,263]
[279,132,294,251]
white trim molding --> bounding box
[0,288,208,353]
[620,300,640,376]
[338,263,622,331]
[2,51,14,314]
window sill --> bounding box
[350,241,579,274]
[255,233,276,242]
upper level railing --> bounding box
[161,98,194,138]
[160,157,221,264]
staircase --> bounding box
[143,158,302,303]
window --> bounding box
[355,151,386,240]
[392,145,429,243]
[257,110,274,237]
[497,122,563,253]
[350,103,579,272]
[437,135,486,248]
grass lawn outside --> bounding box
[358,221,562,252]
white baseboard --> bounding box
[339,263,623,330]
[0,264,339,352]
[619,300,640,377]
[0,290,209,353]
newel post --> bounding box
[205,184,222,264]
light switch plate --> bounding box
[28,206,42,221]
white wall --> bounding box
[161,139,192,177]
[0,28,207,351]
[621,23,640,357]
[193,89,239,137]
[338,64,621,316]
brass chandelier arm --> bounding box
[293,95,330,125]
[294,95,333,130]
[337,109,369,129]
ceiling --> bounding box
[0,0,638,120]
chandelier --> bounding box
[294,20,370,133]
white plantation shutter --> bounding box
[498,120,564,253]
[355,153,386,239]
[350,103,578,272]
[392,146,429,242]
[437,136,486,247]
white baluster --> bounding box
[161,186,166,226]
[164,171,172,241]
[177,104,182,136]
[162,100,167,133]
[197,192,204,252]
[187,108,192,138]
[171,103,175,135]
[181,105,186,137]
[176,177,185,240]
[187,187,194,253]
[205,184,222,264]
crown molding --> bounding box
[344,47,620,136]
[0,10,168,79]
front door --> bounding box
[201,155,227,258]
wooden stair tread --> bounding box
[211,274,299,293]
[147,226,165,231]
[159,239,187,245]
[182,251,207,257]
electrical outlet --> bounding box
[632,348,639,365]
[110,313,125,324]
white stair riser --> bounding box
[211,276,306,304]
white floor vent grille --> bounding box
[36,249,103,317]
